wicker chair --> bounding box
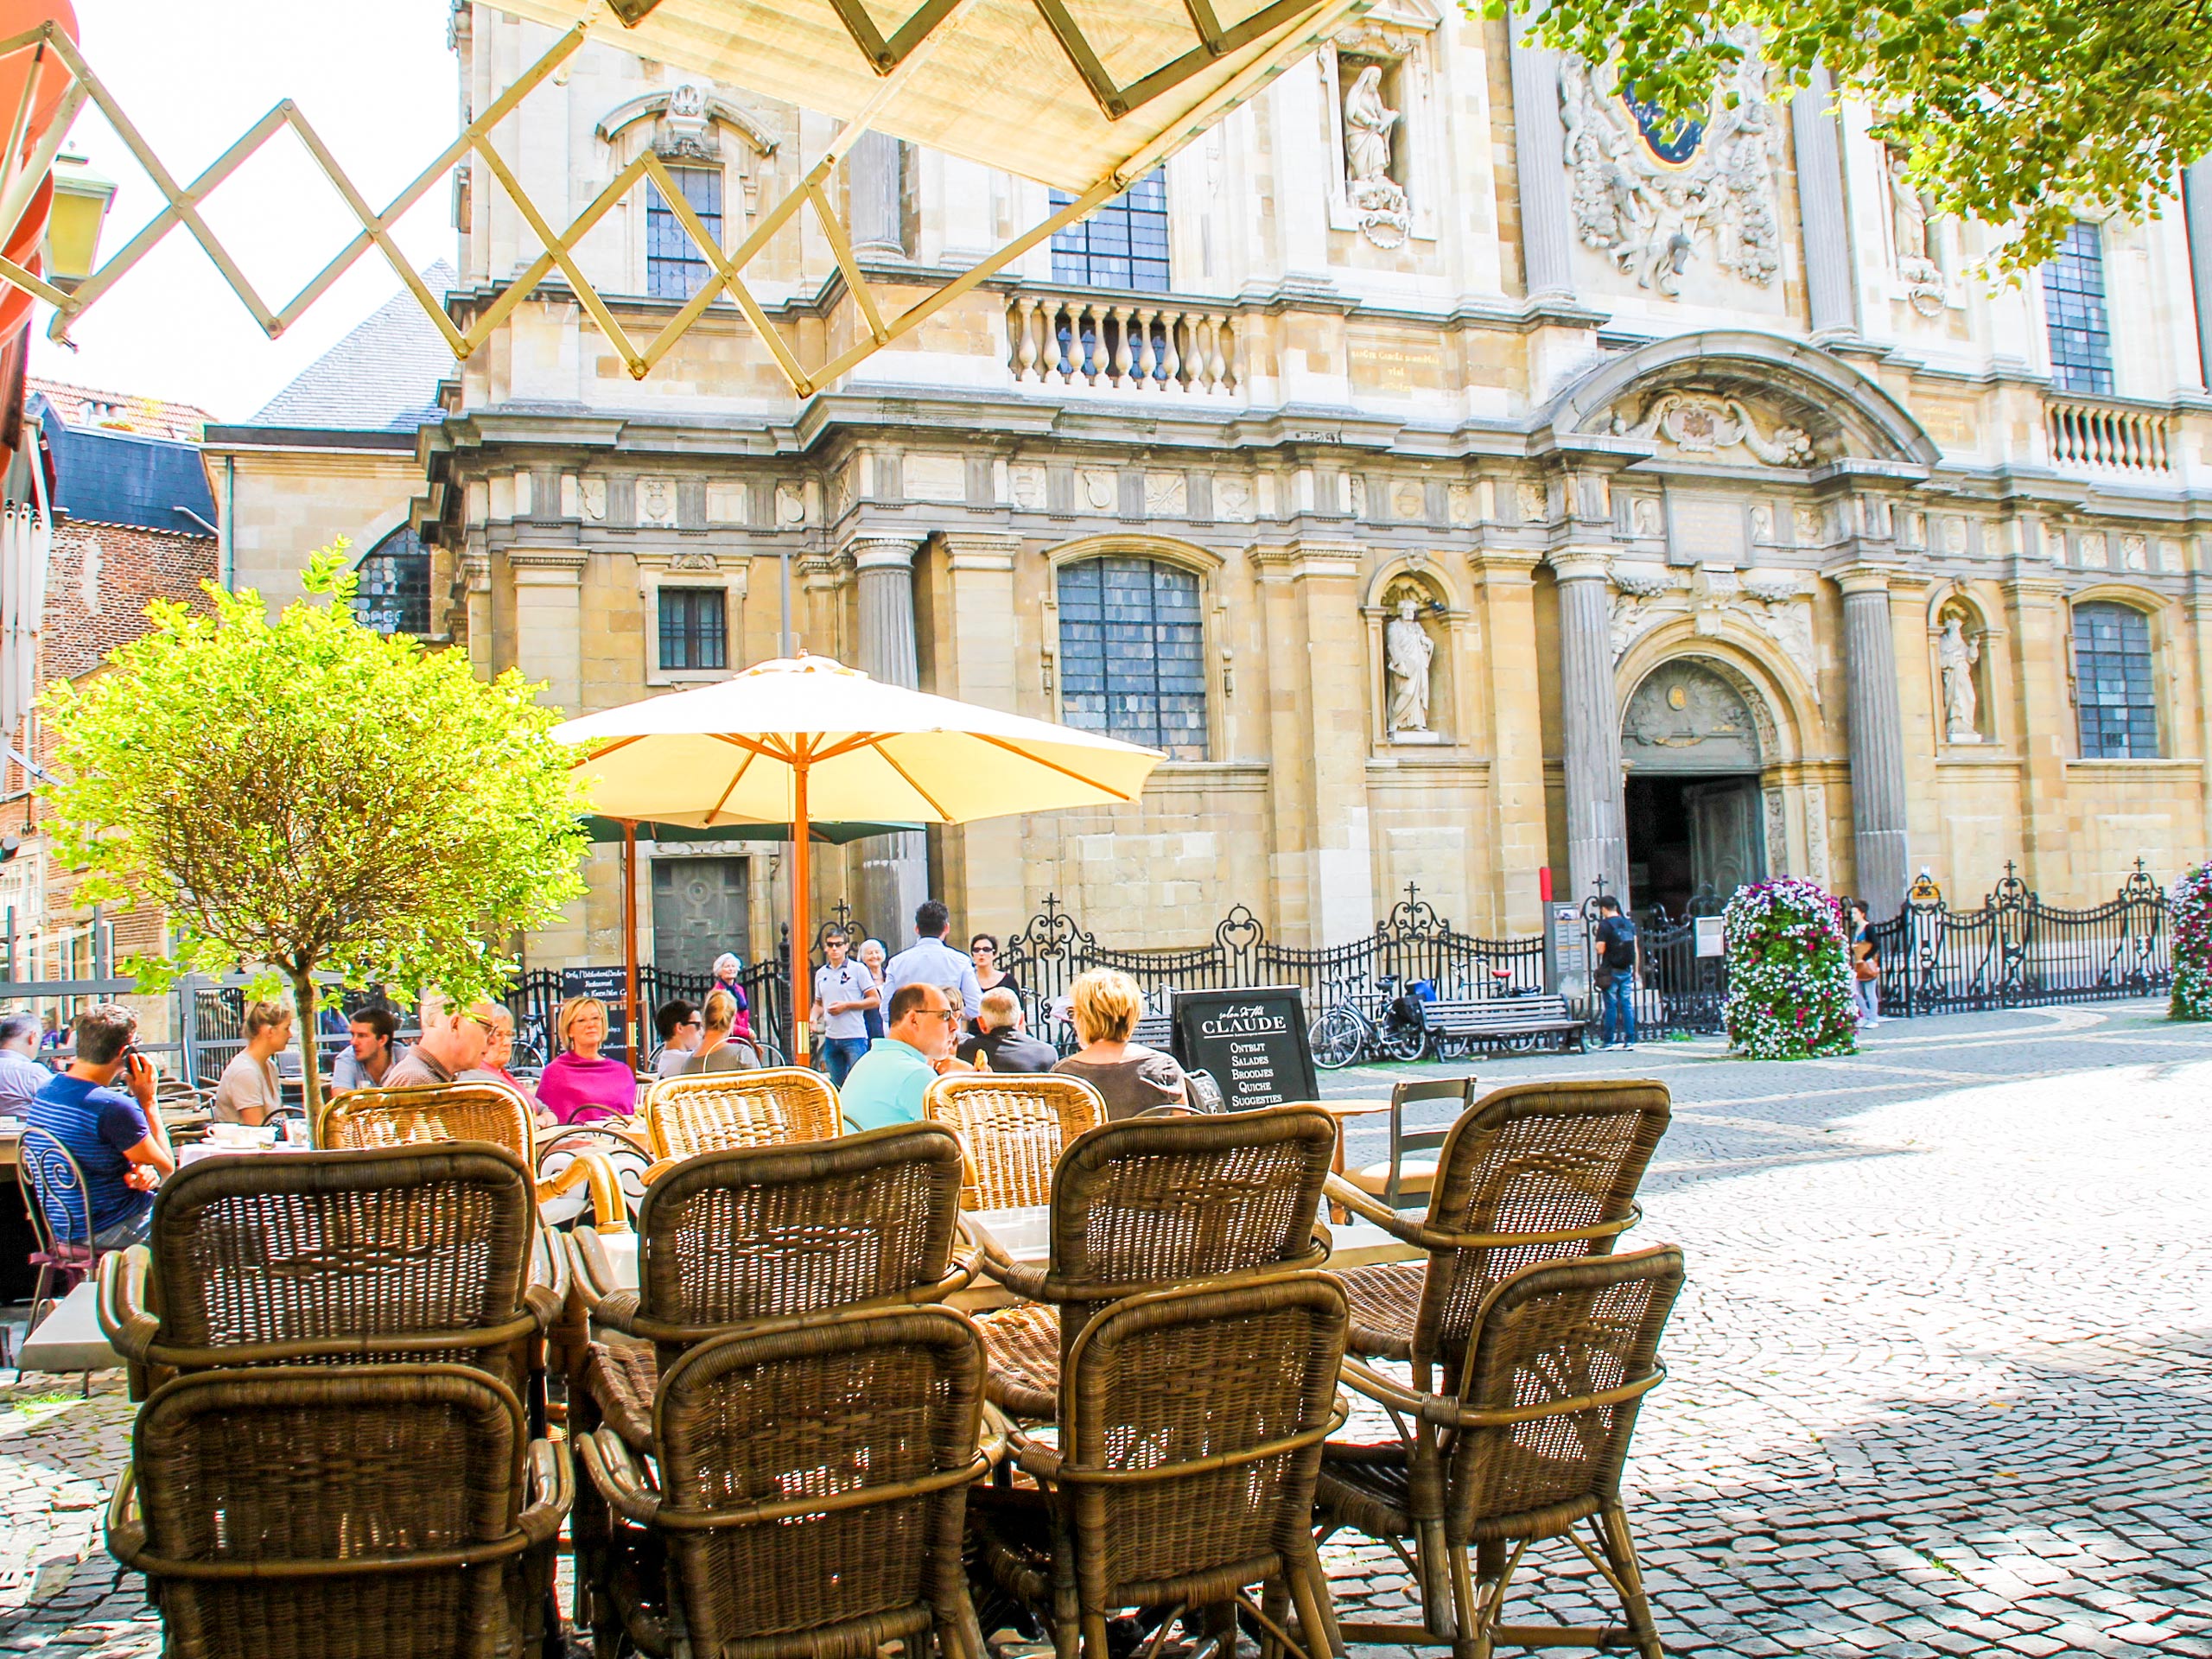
[923,1072,1106,1210]
[108,1362,571,1659]
[321,1081,632,1236]
[639,1067,843,1180]
[1326,1080,1670,1395]
[97,1144,565,1406]
[970,1104,1336,1420]
[583,1305,989,1659]
[972,1271,1351,1659]
[1316,1246,1687,1659]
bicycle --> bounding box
[1309,973,1427,1070]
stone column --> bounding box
[1508,14,1575,302]
[1790,70,1859,339]
[937,533,1025,935]
[2183,161,2212,388]
[1550,548,1628,906]
[1834,563,1911,914]
[2000,561,2075,897]
[850,533,929,938]
[849,132,906,259]
[1471,549,1548,933]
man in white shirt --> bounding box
[0,1014,49,1116]
[883,899,982,1022]
[812,930,879,1088]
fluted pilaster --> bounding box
[1551,548,1628,906]
[1834,563,1910,915]
[1790,70,1858,339]
[1508,14,1574,302]
[849,534,927,935]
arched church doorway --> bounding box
[1621,658,1766,916]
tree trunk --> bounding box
[287,968,326,1145]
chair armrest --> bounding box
[969,1228,1050,1301]
[581,1426,661,1526]
[104,1465,144,1566]
[538,1148,631,1235]
[568,1229,637,1317]
[591,1291,645,1337]
[519,1437,574,1545]
[97,1248,158,1363]
[640,1158,680,1186]
[978,1402,1016,1469]
[1007,1427,1064,1484]
[1323,1176,1427,1243]
[524,1225,569,1328]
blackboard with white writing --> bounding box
[1172,986,1317,1109]
[561,966,632,1060]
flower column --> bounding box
[1551,547,1629,906]
[850,532,929,938]
[1834,561,1911,915]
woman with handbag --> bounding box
[1848,902,1882,1029]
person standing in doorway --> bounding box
[1592,897,1639,1051]
[885,900,982,1022]
[812,929,878,1089]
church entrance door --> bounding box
[1625,774,1766,917]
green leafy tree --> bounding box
[39,545,587,1122]
[1508,0,2209,270]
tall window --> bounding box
[646,165,723,301]
[1049,169,1170,292]
[2043,220,2113,395]
[2075,601,2158,758]
[353,526,430,635]
[1057,556,1206,759]
[659,587,728,672]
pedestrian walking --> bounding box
[811,927,879,1088]
[1849,901,1883,1029]
[884,899,982,1020]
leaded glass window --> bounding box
[1049,169,1170,292]
[659,588,728,672]
[646,165,723,301]
[2075,601,2158,758]
[1057,556,1206,759]
[353,526,429,635]
[2043,220,2113,396]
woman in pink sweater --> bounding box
[534,995,639,1124]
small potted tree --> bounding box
[2170,861,2212,1020]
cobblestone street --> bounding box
[0,1000,2205,1657]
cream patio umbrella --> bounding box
[553,653,1164,1062]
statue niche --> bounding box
[1377,578,1444,744]
[1936,607,1986,742]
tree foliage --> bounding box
[40,545,587,1115]
[1505,0,2210,270]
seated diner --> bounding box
[1051,968,1188,1118]
[537,995,639,1123]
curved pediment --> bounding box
[1543,331,1939,471]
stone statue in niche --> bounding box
[1385,594,1436,734]
[1886,144,1946,317]
[1939,613,1981,741]
[1342,63,1413,249]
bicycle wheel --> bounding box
[1311,1008,1364,1070]
[1378,1020,1428,1064]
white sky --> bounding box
[28,0,459,422]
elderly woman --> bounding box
[535,995,639,1124]
[682,988,761,1075]
[1051,968,1185,1119]
[213,998,292,1126]
[709,953,754,1044]
[460,1004,546,1124]
[858,939,889,1040]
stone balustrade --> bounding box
[1005,290,1239,396]
[2044,396,2173,474]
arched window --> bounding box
[1057,556,1206,759]
[2074,601,2158,758]
[353,526,431,636]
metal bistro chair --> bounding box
[1342,1077,1478,1211]
[16,1125,106,1333]
[1325,1081,1671,1394]
[1317,1247,1687,1659]
[971,1271,1351,1659]
[109,1363,572,1659]
[969,1105,1336,1421]
[639,1068,843,1179]
[923,1072,1106,1211]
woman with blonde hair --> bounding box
[212,998,292,1126]
[681,988,762,1075]
[535,995,639,1123]
[1050,968,1185,1119]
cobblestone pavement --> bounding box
[0,1000,2204,1657]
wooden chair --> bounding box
[1317,1246,1687,1659]
[639,1067,842,1179]
[923,1071,1106,1209]
[1325,1080,1670,1395]
[98,1144,564,1407]
[1341,1076,1478,1210]
[970,1104,1336,1419]
[108,1362,571,1659]
[972,1271,1351,1659]
[320,1081,632,1237]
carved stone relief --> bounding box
[1936,607,1984,742]
[637,476,678,528]
[1391,480,1426,521]
[1516,480,1547,524]
[1145,472,1188,517]
[1630,498,1663,539]
[2121,533,2149,572]
[1346,475,1370,518]
[1009,464,1046,511]
[1383,585,1438,737]
[774,482,806,527]
[1217,476,1256,523]
[1078,469,1117,512]
[1764,786,1789,877]
[1793,505,1822,548]
[1340,63,1411,248]
[1621,658,1762,772]
[1803,781,1829,886]
[1609,391,1815,466]
[1446,482,1475,527]
[579,477,607,523]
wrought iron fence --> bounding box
[1622,910,1728,1038]
[1866,861,2170,1016]
[504,948,792,1067]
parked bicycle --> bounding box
[1309,973,1428,1070]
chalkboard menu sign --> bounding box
[561,966,632,1060]
[1171,986,1318,1109]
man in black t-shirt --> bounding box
[1592,897,1639,1049]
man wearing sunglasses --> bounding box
[837,981,972,1133]
[381,998,496,1088]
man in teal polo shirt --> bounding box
[839,982,971,1131]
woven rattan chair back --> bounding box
[1445,1245,1685,1544]
[112,1363,543,1659]
[1412,1080,1669,1381]
[1061,1272,1348,1625]
[644,1067,842,1161]
[923,1071,1105,1209]
[129,1145,543,1395]
[320,1082,536,1162]
[643,1305,987,1659]
[629,1122,968,1351]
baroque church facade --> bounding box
[397,1,2212,968]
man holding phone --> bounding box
[26,1003,173,1249]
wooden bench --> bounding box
[1418,995,1588,1057]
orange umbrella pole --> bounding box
[791,756,810,1064]
[622,819,641,1071]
